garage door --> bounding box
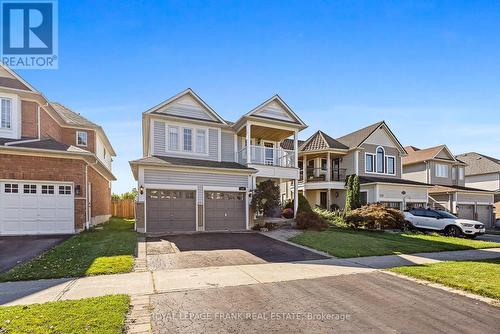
[205,191,246,231]
[476,205,492,227]
[0,181,74,235]
[146,189,196,233]
[457,204,474,220]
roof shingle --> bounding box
[50,102,98,127]
[455,152,500,176]
[336,121,384,149]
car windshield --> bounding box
[437,211,457,219]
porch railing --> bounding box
[299,167,347,182]
[237,145,296,168]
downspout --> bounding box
[85,157,99,230]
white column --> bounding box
[326,152,331,181]
[246,122,251,164]
[294,179,299,217]
[294,130,299,168]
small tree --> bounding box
[345,175,354,212]
[352,175,361,209]
[251,180,281,217]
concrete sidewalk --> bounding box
[1,247,499,306]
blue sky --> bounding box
[16,0,500,194]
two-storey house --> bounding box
[455,152,499,220]
[402,145,495,226]
[294,121,429,211]
[130,89,306,234]
[0,64,116,235]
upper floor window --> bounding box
[168,126,179,151]
[195,129,207,154]
[458,167,464,180]
[76,131,88,147]
[365,154,374,172]
[103,148,107,159]
[0,98,12,129]
[183,128,193,151]
[435,163,448,178]
[376,147,385,173]
[386,156,395,175]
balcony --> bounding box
[238,145,296,168]
[300,167,347,183]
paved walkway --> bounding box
[1,247,499,306]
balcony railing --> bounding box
[238,145,296,168]
[299,167,347,182]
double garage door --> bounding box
[146,189,246,233]
[0,181,74,235]
[457,204,493,226]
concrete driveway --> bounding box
[0,235,69,273]
[146,233,328,270]
[150,271,500,333]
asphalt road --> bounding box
[150,271,500,334]
[477,234,500,243]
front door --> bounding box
[320,192,327,209]
[264,142,274,165]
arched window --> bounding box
[376,147,385,173]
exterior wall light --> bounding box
[75,185,81,196]
[139,185,144,195]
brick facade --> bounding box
[40,107,63,141]
[62,127,95,153]
[0,153,112,232]
[21,101,38,138]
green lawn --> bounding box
[289,229,499,258]
[0,217,137,282]
[390,258,500,299]
[0,295,130,334]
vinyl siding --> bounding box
[157,94,216,121]
[429,161,454,186]
[221,131,235,162]
[144,169,249,203]
[342,151,356,175]
[359,143,401,178]
[254,101,295,122]
[457,192,494,204]
[403,162,428,183]
[465,173,500,191]
[152,120,219,161]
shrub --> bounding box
[251,180,281,217]
[330,203,340,211]
[314,207,348,228]
[252,222,278,231]
[295,211,329,231]
[297,193,313,213]
[345,204,405,230]
[282,208,294,219]
[283,200,294,209]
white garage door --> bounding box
[0,181,75,235]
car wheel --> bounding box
[445,225,462,237]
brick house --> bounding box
[0,64,116,235]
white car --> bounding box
[404,208,485,238]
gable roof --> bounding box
[145,88,227,124]
[0,64,39,93]
[51,102,99,128]
[299,130,348,152]
[456,152,500,176]
[241,95,307,127]
[402,144,458,166]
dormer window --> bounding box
[376,147,385,173]
[0,98,12,129]
[76,131,88,147]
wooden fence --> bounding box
[112,199,136,219]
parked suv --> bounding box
[404,208,485,238]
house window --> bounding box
[321,159,327,170]
[365,154,374,172]
[24,184,37,194]
[458,167,464,180]
[4,183,18,193]
[386,156,395,175]
[59,185,72,195]
[0,98,12,129]
[183,128,192,151]
[435,164,448,178]
[195,129,207,154]
[168,126,179,151]
[41,185,55,194]
[376,147,385,173]
[76,131,88,147]
[103,148,107,159]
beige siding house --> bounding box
[456,152,500,220]
[402,146,496,226]
[294,121,429,211]
[130,89,307,234]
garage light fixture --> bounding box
[75,185,81,196]
[139,185,144,195]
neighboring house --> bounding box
[455,152,500,219]
[129,88,306,234]
[402,145,495,226]
[0,64,116,235]
[292,121,430,211]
